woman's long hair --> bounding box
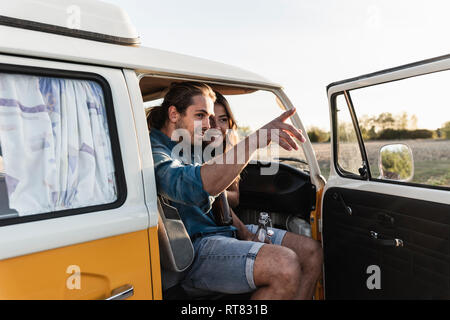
[214,91,241,183]
[214,91,239,153]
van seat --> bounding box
[157,196,194,292]
[157,196,252,300]
[0,175,18,220]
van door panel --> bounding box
[0,230,152,299]
[323,187,450,299]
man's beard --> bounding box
[174,117,186,131]
[175,117,202,146]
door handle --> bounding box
[370,231,403,248]
[105,284,134,300]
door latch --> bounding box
[332,192,352,216]
[370,231,403,248]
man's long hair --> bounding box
[146,81,216,130]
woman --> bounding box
[210,92,275,245]
[209,91,240,208]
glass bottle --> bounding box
[252,212,274,243]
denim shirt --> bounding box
[150,128,237,239]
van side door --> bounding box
[0,55,154,299]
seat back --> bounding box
[0,174,18,220]
[157,196,254,300]
[157,196,194,291]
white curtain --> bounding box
[0,73,117,216]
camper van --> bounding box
[0,0,448,300]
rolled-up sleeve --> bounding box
[152,151,215,213]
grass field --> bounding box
[267,139,450,188]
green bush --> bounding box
[307,126,330,143]
[375,129,434,140]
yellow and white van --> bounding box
[0,0,449,300]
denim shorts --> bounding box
[181,224,287,297]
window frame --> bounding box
[0,63,127,227]
[331,91,370,181]
[332,77,450,192]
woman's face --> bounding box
[212,103,231,135]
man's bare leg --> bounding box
[280,232,323,299]
[251,244,302,300]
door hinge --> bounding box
[310,184,317,211]
[318,218,322,233]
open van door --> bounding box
[322,55,450,299]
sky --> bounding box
[102,0,450,131]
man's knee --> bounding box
[282,232,323,270]
[301,239,323,278]
[274,247,302,299]
[255,245,301,287]
[278,247,302,284]
[309,239,323,263]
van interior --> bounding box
[140,76,316,299]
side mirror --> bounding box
[378,144,414,182]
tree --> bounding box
[361,125,378,140]
[357,112,433,141]
[376,112,395,131]
[307,126,330,143]
[410,115,418,130]
[397,111,409,130]
[441,121,450,139]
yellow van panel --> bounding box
[148,226,162,300]
[0,229,154,300]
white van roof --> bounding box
[0,0,280,89]
[0,0,139,45]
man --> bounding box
[148,82,323,300]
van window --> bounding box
[0,73,118,220]
[349,70,450,189]
[226,90,308,172]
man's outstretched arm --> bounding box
[201,108,306,197]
